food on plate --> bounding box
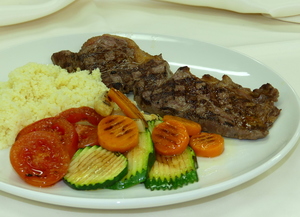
[10,131,71,187]
[51,34,173,94]
[151,119,189,156]
[16,117,79,158]
[107,87,148,127]
[64,145,128,190]
[140,66,281,140]
[162,115,201,136]
[57,106,103,126]
[57,106,103,148]
[144,146,198,191]
[94,91,114,117]
[0,62,108,149]
[107,127,155,190]
[63,113,199,191]
[97,115,140,153]
[51,34,281,140]
[9,89,205,190]
[6,34,280,192]
[144,118,199,190]
[74,124,99,148]
[189,132,224,158]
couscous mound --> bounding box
[0,62,108,149]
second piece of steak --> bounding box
[135,66,281,140]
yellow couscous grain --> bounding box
[0,62,108,149]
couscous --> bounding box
[0,62,108,149]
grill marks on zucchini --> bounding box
[63,117,200,191]
[145,146,199,191]
[108,129,155,190]
[64,146,128,190]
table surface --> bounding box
[1,0,300,216]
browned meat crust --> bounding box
[51,34,172,93]
[135,66,280,139]
[51,34,281,140]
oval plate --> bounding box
[0,33,299,209]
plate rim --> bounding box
[0,32,299,209]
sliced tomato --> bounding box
[16,117,78,158]
[57,106,103,126]
[10,131,70,187]
[75,124,99,148]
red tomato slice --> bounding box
[16,117,78,158]
[57,106,103,126]
[10,131,70,187]
[75,124,99,148]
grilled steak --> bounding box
[135,66,280,139]
[51,34,281,139]
[51,34,172,93]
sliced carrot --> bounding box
[97,115,139,153]
[107,88,147,127]
[152,119,189,156]
[189,132,224,158]
[162,115,201,136]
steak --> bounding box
[51,34,281,140]
[51,34,172,93]
[135,66,280,139]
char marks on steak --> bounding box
[51,34,172,93]
[51,34,281,140]
[135,66,280,139]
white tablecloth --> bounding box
[158,0,300,18]
[1,0,300,216]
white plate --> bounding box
[0,0,74,26]
[0,33,299,210]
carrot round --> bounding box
[152,120,189,156]
[189,132,224,157]
[107,88,147,127]
[97,115,139,153]
[163,115,201,136]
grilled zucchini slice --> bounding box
[108,129,155,190]
[64,145,128,190]
[147,118,163,133]
[144,146,198,190]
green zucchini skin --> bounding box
[144,146,199,191]
[63,118,199,191]
[63,145,128,190]
[107,129,156,190]
[147,118,163,133]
